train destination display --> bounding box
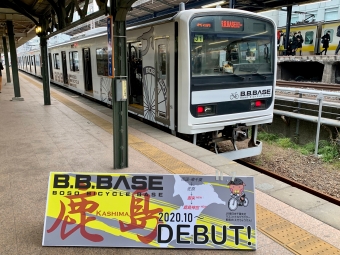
[43,173,257,249]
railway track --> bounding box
[237,159,340,207]
[277,80,340,91]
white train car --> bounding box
[18,51,41,76]
[18,8,277,160]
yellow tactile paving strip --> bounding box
[21,73,340,255]
[257,205,340,254]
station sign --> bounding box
[42,173,256,250]
[107,16,114,78]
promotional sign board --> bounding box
[42,173,256,249]
[107,16,114,78]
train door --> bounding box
[61,51,68,84]
[48,53,53,80]
[155,38,170,125]
[82,48,93,92]
[128,42,143,112]
[33,55,37,74]
[29,56,32,73]
[39,55,42,75]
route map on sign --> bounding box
[42,173,256,250]
[159,175,225,247]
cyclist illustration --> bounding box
[230,92,239,100]
[227,178,249,211]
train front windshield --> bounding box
[190,15,274,77]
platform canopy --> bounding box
[0,0,329,52]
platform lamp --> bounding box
[35,25,43,36]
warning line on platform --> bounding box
[257,204,340,255]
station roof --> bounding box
[0,0,326,53]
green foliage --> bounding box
[277,138,296,148]
[258,132,340,162]
[318,140,339,162]
[301,142,315,154]
[257,132,279,143]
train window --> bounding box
[323,29,334,43]
[53,53,60,69]
[304,31,314,45]
[291,15,298,24]
[69,51,79,72]
[190,16,274,77]
[325,8,338,22]
[96,48,108,76]
[158,45,167,76]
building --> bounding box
[260,0,340,27]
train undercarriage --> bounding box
[193,125,262,160]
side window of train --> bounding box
[304,31,314,45]
[158,44,167,76]
[324,29,334,43]
[53,53,60,69]
[96,48,108,76]
[69,51,79,72]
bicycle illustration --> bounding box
[230,92,239,100]
[228,193,249,211]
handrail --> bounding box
[275,95,340,108]
[276,86,340,97]
[274,87,340,156]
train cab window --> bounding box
[304,31,314,45]
[69,51,79,72]
[96,48,108,76]
[53,53,60,69]
[190,15,274,78]
[323,29,334,43]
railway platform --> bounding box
[1,70,340,255]
[277,55,340,84]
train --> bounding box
[17,8,277,160]
[278,20,340,55]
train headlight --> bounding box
[251,100,266,110]
[196,105,216,117]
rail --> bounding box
[274,87,340,156]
